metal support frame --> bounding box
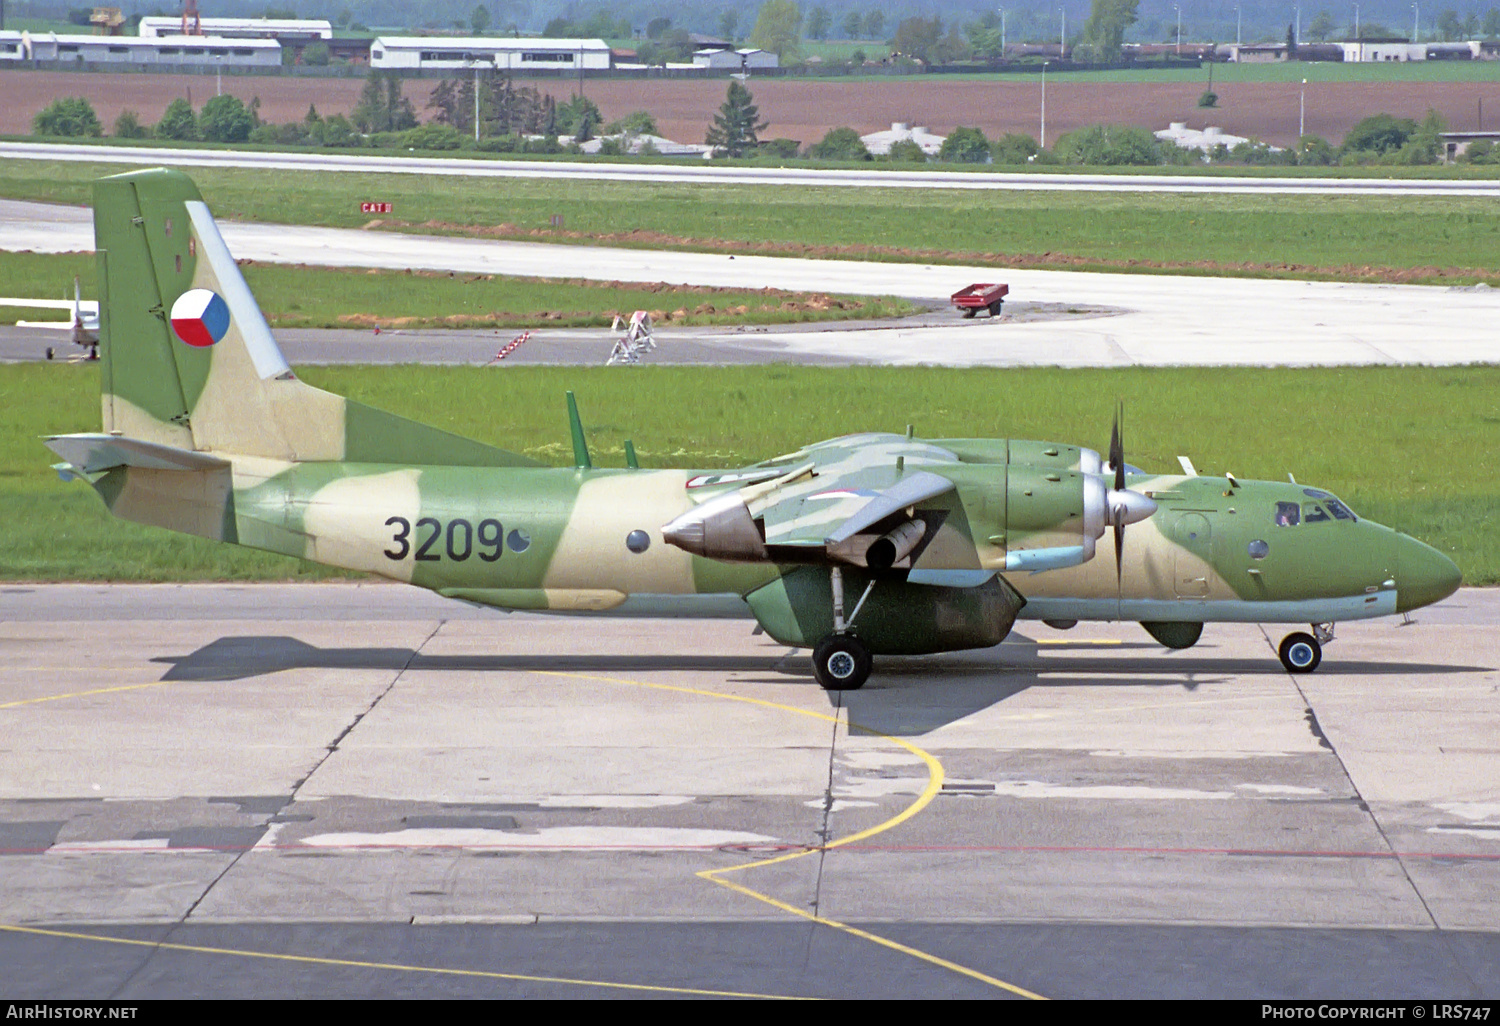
[830,566,876,634]
[1311,622,1335,645]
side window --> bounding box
[1274,502,1300,527]
[1304,504,1331,524]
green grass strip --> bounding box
[4,363,1495,583]
[4,157,1499,283]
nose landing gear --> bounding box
[1278,623,1334,674]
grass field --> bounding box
[0,252,914,330]
[5,158,1500,283]
[3,362,1494,583]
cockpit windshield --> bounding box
[1301,488,1357,523]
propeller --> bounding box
[1104,402,1157,591]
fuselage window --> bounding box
[1325,498,1357,521]
[1274,502,1300,526]
[1304,503,1331,523]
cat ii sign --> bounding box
[360,202,393,213]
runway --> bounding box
[4,198,1498,368]
[4,584,1498,999]
[9,140,1500,197]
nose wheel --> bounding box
[1278,632,1322,673]
[812,634,872,691]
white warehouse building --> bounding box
[370,37,612,72]
[21,32,281,67]
[137,17,332,43]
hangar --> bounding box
[19,32,281,68]
[369,37,612,72]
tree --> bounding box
[33,97,102,137]
[1081,0,1139,61]
[939,126,991,163]
[1485,9,1500,38]
[1307,10,1337,41]
[720,10,741,41]
[705,80,768,157]
[886,138,927,162]
[353,70,416,134]
[154,98,198,141]
[806,6,831,40]
[991,132,1039,164]
[428,79,459,126]
[199,94,253,142]
[607,110,659,136]
[862,11,884,38]
[1341,113,1417,155]
[805,126,871,160]
[842,11,862,38]
[1054,124,1160,165]
[891,16,943,61]
[302,41,330,65]
[1286,23,1298,58]
[647,16,672,39]
[471,4,491,34]
[555,94,603,136]
[113,110,148,139]
[751,0,804,60]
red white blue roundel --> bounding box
[169,289,230,348]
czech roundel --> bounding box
[169,289,230,348]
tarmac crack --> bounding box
[1262,625,1484,999]
[801,690,845,972]
[104,619,447,1000]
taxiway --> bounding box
[3,584,1497,999]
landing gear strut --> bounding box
[1278,623,1333,674]
[814,566,875,691]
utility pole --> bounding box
[1040,60,1048,147]
[1060,6,1066,57]
[1354,3,1360,40]
[1174,4,1182,53]
[1236,5,1242,46]
[998,8,1006,55]
[1299,77,1306,137]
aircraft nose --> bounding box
[1395,533,1462,613]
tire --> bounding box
[961,307,977,319]
[1278,632,1322,674]
[812,634,872,691]
[987,300,1003,317]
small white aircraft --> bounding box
[2,278,99,359]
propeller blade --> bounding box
[1114,509,1124,589]
[1110,401,1126,493]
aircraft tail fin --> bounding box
[92,168,540,467]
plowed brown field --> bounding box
[6,68,1500,148]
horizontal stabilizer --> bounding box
[45,433,230,474]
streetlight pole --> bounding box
[1235,5,1242,46]
[1299,77,1306,137]
[1060,6,1066,58]
[1040,60,1048,148]
[1411,2,1419,42]
[1174,4,1182,53]
[1354,2,1360,40]
[999,8,1006,54]
[1295,5,1301,45]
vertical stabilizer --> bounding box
[92,168,539,467]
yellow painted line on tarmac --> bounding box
[536,670,1048,1001]
[0,680,171,709]
[0,923,811,1000]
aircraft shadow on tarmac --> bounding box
[150,635,1494,739]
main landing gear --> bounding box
[813,566,877,691]
[1278,623,1335,674]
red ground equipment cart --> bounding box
[950,283,1009,318]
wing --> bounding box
[662,433,969,568]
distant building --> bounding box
[21,32,281,67]
[861,122,946,156]
[1438,130,1500,162]
[1155,122,1279,154]
[370,37,612,72]
[1340,39,1426,61]
[569,132,714,158]
[0,31,24,61]
[691,47,778,69]
[137,16,332,44]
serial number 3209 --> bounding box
[384,516,505,562]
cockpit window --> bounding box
[1325,498,1357,521]
[1304,503,1331,523]
[1274,502,1301,526]
[1302,488,1332,499]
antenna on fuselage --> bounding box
[566,391,592,469]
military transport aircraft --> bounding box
[44,169,1462,691]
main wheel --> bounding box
[987,300,1003,317]
[812,634,872,691]
[1278,632,1322,674]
